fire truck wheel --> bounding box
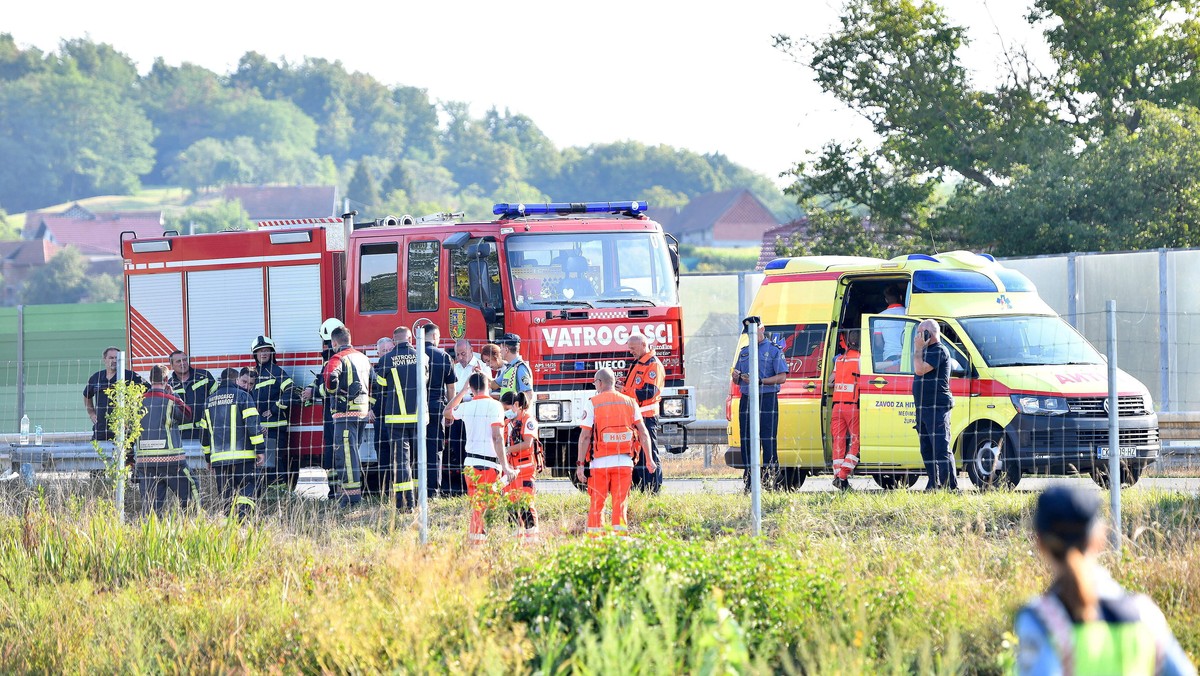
[1090,461,1143,488]
[965,428,1021,490]
[872,472,919,490]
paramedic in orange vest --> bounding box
[830,330,861,492]
[623,334,665,493]
[576,367,654,537]
[501,390,541,543]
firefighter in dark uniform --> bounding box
[314,324,371,507]
[168,350,216,441]
[136,364,199,515]
[623,333,665,493]
[200,367,265,519]
[250,335,298,494]
[374,336,425,510]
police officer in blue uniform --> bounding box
[732,317,788,490]
[374,337,426,511]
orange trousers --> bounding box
[587,465,633,537]
[504,465,539,541]
[831,403,860,481]
[465,466,500,545]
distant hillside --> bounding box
[0,35,797,223]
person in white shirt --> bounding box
[876,283,908,371]
[445,339,488,496]
[443,372,515,545]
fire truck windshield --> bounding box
[506,232,678,310]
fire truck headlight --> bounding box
[537,402,571,423]
[660,397,686,419]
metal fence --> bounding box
[1004,249,1200,412]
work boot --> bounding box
[838,477,852,492]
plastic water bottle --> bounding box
[19,414,29,445]
[34,425,43,446]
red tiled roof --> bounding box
[662,189,780,240]
[757,219,807,270]
[0,239,61,267]
[24,207,163,256]
[220,185,338,222]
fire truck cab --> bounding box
[122,201,694,484]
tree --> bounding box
[777,0,1200,256]
[165,198,255,235]
[776,208,910,259]
[0,72,155,211]
[0,205,17,241]
[347,160,381,208]
[381,162,413,197]
[22,247,92,304]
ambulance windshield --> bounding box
[959,315,1104,368]
[505,232,678,310]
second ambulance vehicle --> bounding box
[727,251,1159,489]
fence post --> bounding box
[1066,253,1078,328]
[745,317,762,537]
[737,273,748,322]
[1106,300,1121,553]
[1158,249,1170,412]
[416,331,429,545]
[15,305,24,425]
[115,350,127,523]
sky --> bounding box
[4,0,1053,187]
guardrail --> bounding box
[6,414,1200,474]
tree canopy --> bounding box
[0,36,790,222]
[777,0,1200,257]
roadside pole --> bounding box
[115,350,127,522]
[746,317,762,537]
[1106,300,1122,553]
[416,330,429,545]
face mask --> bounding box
[504,410,517,420]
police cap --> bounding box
[499,333,521,349]
[1034,484,1100,550]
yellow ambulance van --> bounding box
[725,251,1159,490]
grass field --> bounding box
[0,479,1197,674]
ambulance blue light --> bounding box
[764,259,790,270]
[979,253,997,262]
[912,269,999,294]
[906,254,940,262]
[493,201,648,217]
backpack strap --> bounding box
[1029,594,1077,676]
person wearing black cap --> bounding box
[1014,484,1194,675]
[497,333,533,399]
[731,320,787,491]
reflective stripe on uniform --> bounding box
[261,420,289,429]
[394,480,415,492]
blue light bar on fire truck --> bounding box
[492,201,648,217]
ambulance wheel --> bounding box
[1091,461,1143,488]
[873,472,919,490]
[965,429,1021,490]
[778,467,807,491]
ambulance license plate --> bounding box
[1096,446,1137,459]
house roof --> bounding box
[23,204,164,256]
[666,190,748,236]
[220,185,338,222]
[757,219,807,270]
[0,239,61,267]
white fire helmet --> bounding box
[319,318,345,341]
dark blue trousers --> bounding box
[632,416,662,493]
[918,408,957,489]
[739,392,779,487]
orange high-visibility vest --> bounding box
[506,411,539,468]
[832,349,860,404]
[623,353,664,418]
[590,390,640,458]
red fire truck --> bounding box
[121,201,694,485]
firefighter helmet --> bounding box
[251,335,276,353]
[319,318,345,341]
